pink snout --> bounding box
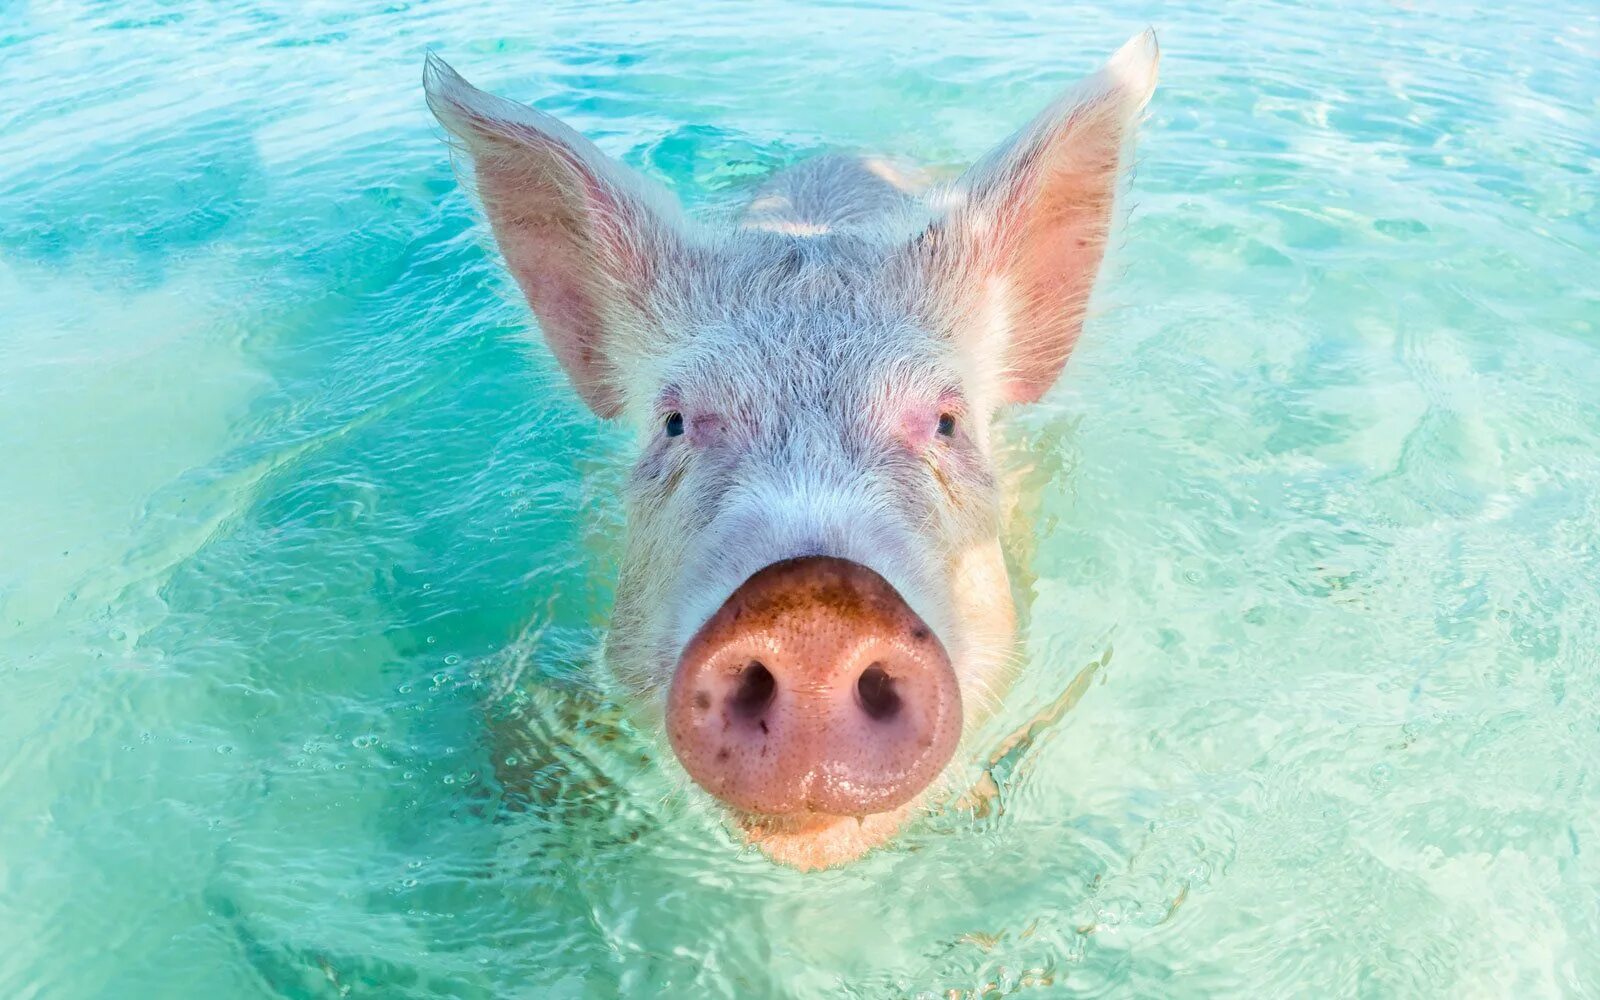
[666,557,961,817]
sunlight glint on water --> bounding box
[2,1,1598,996]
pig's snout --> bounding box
[666,556,961,817]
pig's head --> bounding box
[425,33,1158,869]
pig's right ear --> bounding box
[903,32,1159,406]
[424,54,688,418]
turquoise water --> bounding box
[3,0,1599,995]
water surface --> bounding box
[3,1,1599,996]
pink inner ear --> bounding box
[916,34,1157,406]
[473,153,632,417]
[998,102,1128,403]
[426,56,686,420]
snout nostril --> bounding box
[730,661,776,718]
[855,664,902,722]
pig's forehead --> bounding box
[660,306,950,409]
[658,235,953,408]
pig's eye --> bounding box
[937,412,957,438]
[664,412,685,438]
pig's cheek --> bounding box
[632,440,689,498]
[920,447,1005,565]
[921,440,987,517]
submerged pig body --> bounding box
[425,33,1159,869]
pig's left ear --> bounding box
[907,31,1159,404]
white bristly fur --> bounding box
[423,32,1159,857]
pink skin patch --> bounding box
[687,412,727,447]
[897,391,965,452]
[656,388,728,449]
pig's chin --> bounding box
[733,801,919,871]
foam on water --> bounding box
[2,1,1598,996]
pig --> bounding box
[424,31,1159,870]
